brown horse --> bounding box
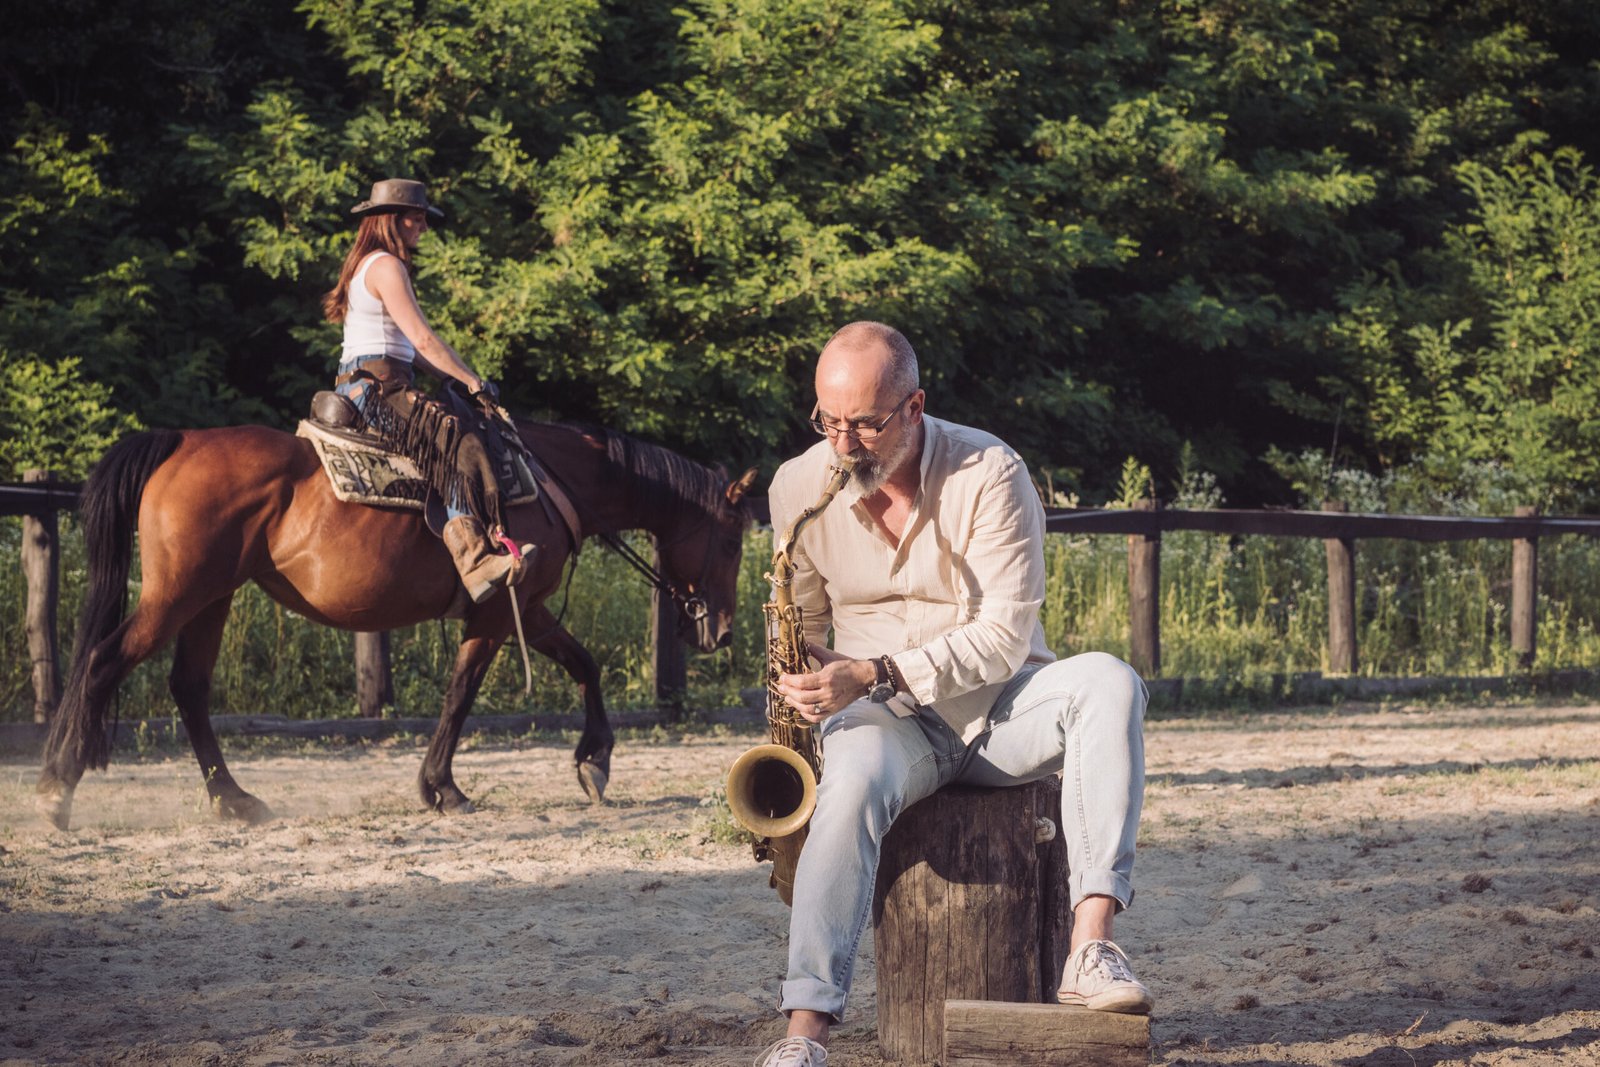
[37,420,756,830]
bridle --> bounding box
[494,512,721,698]
[599,518,717,624]
[509,419,729,626]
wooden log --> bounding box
[651,538,687,720]
[943,1000,1150,1066]
[23,470,61,725]
[354,631,393,718]
[1126,500,1160,678]
[1323,500,1357,675]
[1511,505,1538,668]
[873,778,1070,1064]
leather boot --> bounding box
[442,515,522,604]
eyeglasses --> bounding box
[808,391,917,441]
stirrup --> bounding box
[490,527,536,571]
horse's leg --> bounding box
[36,600,199,830]
[526,606,613,803]
[418,630,505,814]
[168,594,270,824]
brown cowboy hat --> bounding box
[350,178,445,220]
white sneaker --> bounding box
[1057,938,1154,1014]
[754,1034,828,1067]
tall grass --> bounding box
[5,478,1600,722]
[0,518,776,723]
[1043,463,1600,680]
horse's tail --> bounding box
[44,430,183,776]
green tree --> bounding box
[0,354,141,479]
[1331,148,1600,502]
[6,0,1600,502]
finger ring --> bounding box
[811,703,822,714]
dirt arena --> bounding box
[2,700,1597,1065]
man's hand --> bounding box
[776,643,878,724]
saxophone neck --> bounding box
[822,452,859,496]
[771,453,857,562]
[766,453,853,629]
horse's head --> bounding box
[658,466,759,652]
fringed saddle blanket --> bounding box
[295,419,539,512]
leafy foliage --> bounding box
[0,355,141,479]
[4,0,1600,502]
[1327,150,1600,504]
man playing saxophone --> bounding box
[753,321,1151,1067]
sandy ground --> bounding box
[1,701,1598,1066]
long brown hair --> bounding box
[321,213,414,323]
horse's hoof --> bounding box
[34,782,73,831]
[422,781,476,815]
[216,793,274,825]
[577,760,609,804]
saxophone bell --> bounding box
[725,742,817,839]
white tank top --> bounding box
[340,251,417,363]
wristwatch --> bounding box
[867,655,897,703]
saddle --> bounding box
[297,387,581,549]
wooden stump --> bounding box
[872,778,1070,1064]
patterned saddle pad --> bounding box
[295,419,537,511]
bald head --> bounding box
[813,322,926,493]
[817,321,919,402]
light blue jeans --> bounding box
[777,651,1147,1022]
[335,354,467,522]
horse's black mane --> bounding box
[602,427,738,520]
[530,420,739,522]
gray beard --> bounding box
[852,452,889,494]
[850,432,916,495]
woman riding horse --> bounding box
[36,419,757,830]
[323,177,523,603]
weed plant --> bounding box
[5,469,1600,723]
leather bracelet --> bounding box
[881,654,900,693]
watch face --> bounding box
[869,682,894,703]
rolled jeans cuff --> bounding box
[778,976,847,1023]
[1070,866,1135,912]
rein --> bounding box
[497,422,719,669]
[583,425,720,626]
[598,528,712,623]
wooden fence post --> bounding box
[1323,500,1357,675]
[1511,505,1538,668]
[23,469,62,724]
[354,631,394,718]
[652,538,687,720]
[1126,499,1160,678]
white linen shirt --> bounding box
[767,415,1055,745]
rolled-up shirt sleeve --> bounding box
[890,456,1045,705]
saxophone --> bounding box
[725,452,856,905]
